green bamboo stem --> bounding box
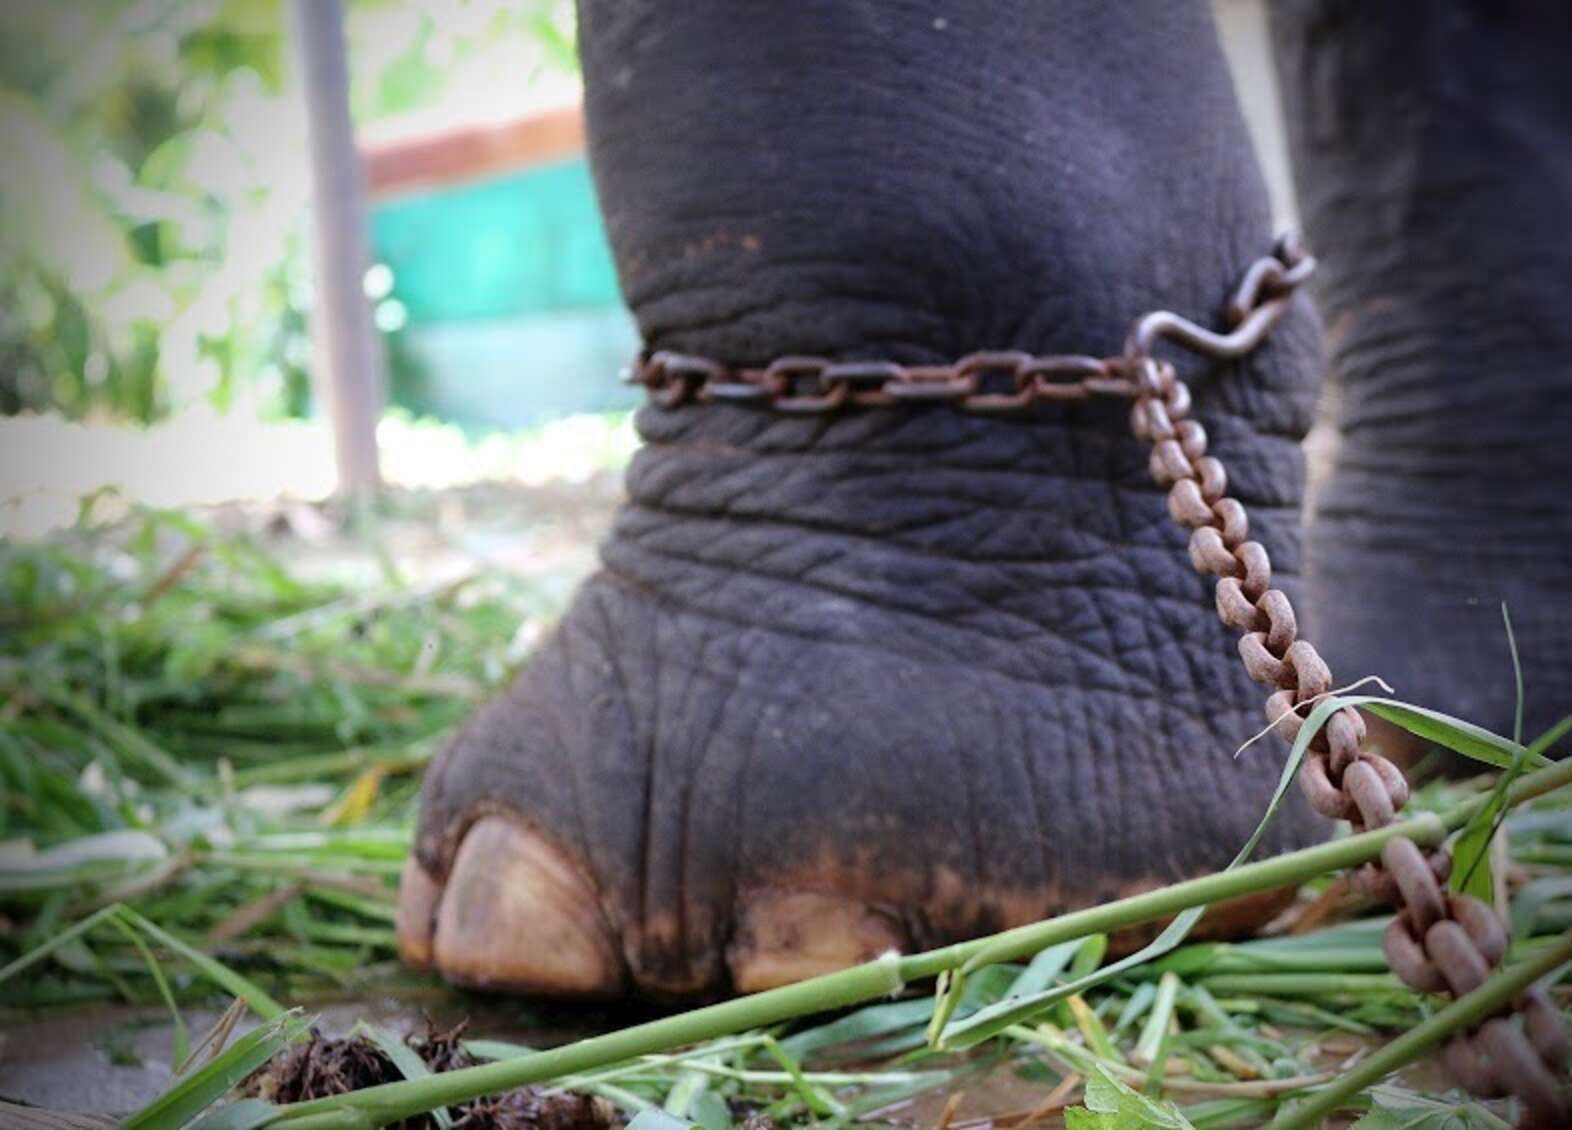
[932,810,1448,980]
[953,757,1570,974]
[269,955,907,1124]
[1272,929,1572,1129]
[265,756,1572,1126]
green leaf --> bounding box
[1054,935,1109,1027]
[752,1033,845,1119]
[627,1111,697,1130]
[777,997,939,1062]
[0,904,121,987]
[186,1098,283,1130]
[1451,796,1505,904]
[1113,981,1158,1036]
[1511,876,1572,938]
[1351,1084,1512,1129]
[0,829,169,894]
[114,906,284,1019]
[1448,716,1569,903]
[463,1039,539,1060]
[1134,973,1182,1068]
[1357,699,1550,772]
[122,1010,310,1130]
[687,1091,733,1130]
[1503,603,1525,746]
[107,912,190,1069]
[1177,1097,1276,1128]
[355,1022,451,1130]
[1064,1065,1195,1129]
[947,911,1206,1048]
[1004,939,1083,999]
[663,1068,710,1120]
[926,968,967,1047]
[1525,714,1572,762]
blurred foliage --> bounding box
[0,0,576,425]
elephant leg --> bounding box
[1270,1,1572,751]
[398,0,1325,999]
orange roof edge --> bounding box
[361,104,586,199]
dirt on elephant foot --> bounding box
[242,1019,621,1129]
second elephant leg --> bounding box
[1272,1,1572,748]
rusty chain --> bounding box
[627,233,1570,1123]
[1120,254,1569,1127]
[623,236,1317,415]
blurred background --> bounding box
[0,0,643,538]
[0,0,1290,538]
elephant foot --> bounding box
[399,402,1325,998]
[1307,438,1572,757]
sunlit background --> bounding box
[0,0,643,538]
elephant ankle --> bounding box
[581,2,1283,369]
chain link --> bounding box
[627,234,1569,1123]
[625,348,1142,414]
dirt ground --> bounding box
[0,1001,1070,1124]
[0,995,644,1115]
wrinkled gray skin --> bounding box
[1273,0,1572,738]
[402,0,1572,997]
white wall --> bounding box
[1213,0,1297,228]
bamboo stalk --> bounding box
[264,757,1572,1126]
[270,956,908,1125]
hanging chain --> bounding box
[1116,237,1568,1128]
[628,234,1570,1124]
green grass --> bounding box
[3,503,1571,1128]
[1,502,541,1011]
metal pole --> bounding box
[292,0,383,497]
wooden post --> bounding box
[292,0,382,497]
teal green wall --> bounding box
[370,157,640,431]
[372,158,623,324]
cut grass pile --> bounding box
[1,501,550,1012]
[2,500,1571,1128]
